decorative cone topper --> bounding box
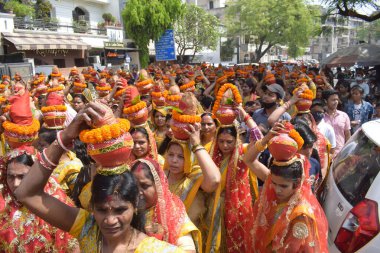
[136,69,154,95]
[73,76,87,94]
[3,90,40,148]
[164,85,182,109]
[51,66,62,78]
[171,92,201,140]
[293,83,314,113]
[96,80,112,97]
[268,121,304,164]
[123,86,148,126]
[41,91,67,129]
[212,83,242,125]
[151,84,166,107]
[79,101,133,171]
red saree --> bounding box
[251,154,328,252]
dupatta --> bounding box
[205,126,257,253]
[251,154,328,252]
[133,158,201,250]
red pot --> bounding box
[296,99,312,112]
[268,133,298,161]
[215,105,236,125]
[124,107,148,126]
[97,90,109,97]
[166,99,180,108]
[87,133,133,168]
[171,118,190,140]
[73,87,85,94]
[43,111,66,129]
[4,131,38,149]
[137,83,153,95]
[153,97,166,107]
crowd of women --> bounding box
[1,61,371,252]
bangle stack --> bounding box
[37,148,58,171]
[244,113,252,123]
[282,101,291,111]
[191,143,205,153]
[254,140,268,152]
[57,131,73,152]
[249,127,263,143]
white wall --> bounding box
[0,13,15,33]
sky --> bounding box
[308,0,379,15]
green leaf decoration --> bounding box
[226,98,234,105]
[171,107,183,114]
[131,95,141,105]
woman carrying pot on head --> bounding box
[14,101,187,253]
[243,121,328,252]
[200,112,217,153]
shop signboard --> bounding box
[155,29,176,61]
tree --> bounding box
[122,0,183,68]
[225,0,320,62]
[357,19,380,43]
[35,0,52,22]
[323,0,380,22]
[4,0,35,17]
[174,4,220,63]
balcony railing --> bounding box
[13,17,107,35]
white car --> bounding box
[320,119,380,252]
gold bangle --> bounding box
[191,143,202,153]
[254,140,267,152]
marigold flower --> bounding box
[79,118,130,144]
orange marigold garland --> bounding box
[3,118,40,136]
[163,91,181,102]
[136,79,154,87]
[114,88,126,98]
[172,110,201,124]
[212,83,242,117]
[293,87,314,100]
[123,101,146,114]
[79,118,130,144]
[41,105,67,113]
[47,86,63,93]
[151,91,163,98]
[289,129,304,150]
[0,84,6,90]
[179,80,195,91]
[74,82,87,88]
[96,86,112,91]
[0,97,6,103]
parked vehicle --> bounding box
[320,119,380,252]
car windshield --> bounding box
[333,129,380,206]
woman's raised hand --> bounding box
[183,122,201,146]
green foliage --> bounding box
[35,0,52,22]
[122,0,183,68]
[4,0,35,17]
[174,4,220,63]
[220,37,235,61]
[102,13,116,23]
[225,0,320,62]
[357,19,380,42]
[322,0,380,22]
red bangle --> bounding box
[37,152,54,171]
[244,114,252,122]
[57,131,73,152]
[42,148,58,168]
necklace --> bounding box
[98,227,136,253]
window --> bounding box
[333,130,380,206]
[209,1,214,9]
[53,59,66,68]
[74,58,85,67]
[4,20,7,30]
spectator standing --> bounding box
[322,90,351,158]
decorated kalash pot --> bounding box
[293,83,314,114]
[136,69,154,95]
[79,101,133,169]
[123,86,148,126]
[268,121,304,162]
[2,83,40,149]
[164,85,182,109]
[171,92,201,140]
[113,78,128,100]
[212,83,242,125]
[41,90,67,130]
[179,78,195,93]
[96,80,112,98]
[151,84,166,107]
[73,76,87,94]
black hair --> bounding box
[291,117,317,146]
[270,161,303,188]
[72,94,87,103]
[351,84,364,94]
[322,89,339,101]
[7,153,34,168]
[72,139,95,208]
[311,98,325,109]
[91,171,144,231]
[38,127,58,145]
[158,136,172,155]
[200,96,214,111]
[130,161,154,184]
[201,112,218,125]
[130,127,149,141]
[217,126,237,139]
